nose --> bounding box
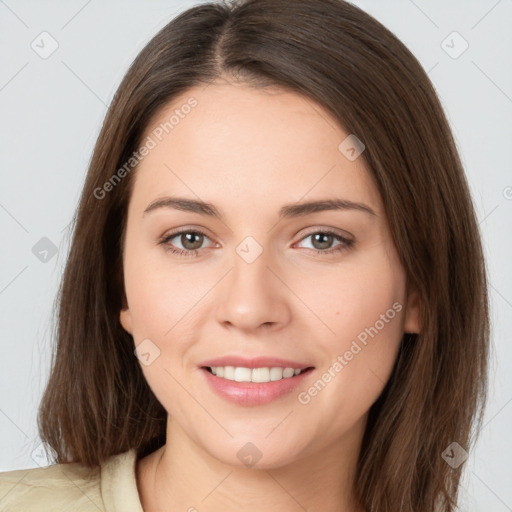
[215,244,292,333]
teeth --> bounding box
[209,366,304,383]
[234,367,252,382]
[252,367,270,382]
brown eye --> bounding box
[159,229,213,257]
[178,232,204,250]
[311,232,335,250]
[296,230,354,255]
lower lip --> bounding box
[200,367,314,406]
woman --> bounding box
[0,0,489,510]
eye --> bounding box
[159,228,354,257]
[295,230,354,255]
[159,228,215,257]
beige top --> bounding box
[0,449,144,512]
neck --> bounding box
[136,415,367,512]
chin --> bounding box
[202,434,310,471]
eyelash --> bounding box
[159,228,354,257]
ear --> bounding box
[403,286,421,334]
[120,307,133,335]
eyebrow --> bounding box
[143,196,376,219]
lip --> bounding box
[199,356,311,369]
[199,356,315,407]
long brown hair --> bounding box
[38,1,490,510]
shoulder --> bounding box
[0,459,103,512]
[0,449,140,512]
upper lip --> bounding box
[200,356,313,370]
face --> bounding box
[119,79,421,469]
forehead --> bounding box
[131,82,382,216]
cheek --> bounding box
[291,249,406,345]
[294,256,406,430]
[294,251,405,384]
[123,243,201,339]
[123,248,201,412]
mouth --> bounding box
[199,361,315,406]
[198,356,315,406]
[202,365,314,383]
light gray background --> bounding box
[0,0,511,510]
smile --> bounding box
[206,366,306,383]
[200,364,315,406]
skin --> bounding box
[119,77,421,512]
